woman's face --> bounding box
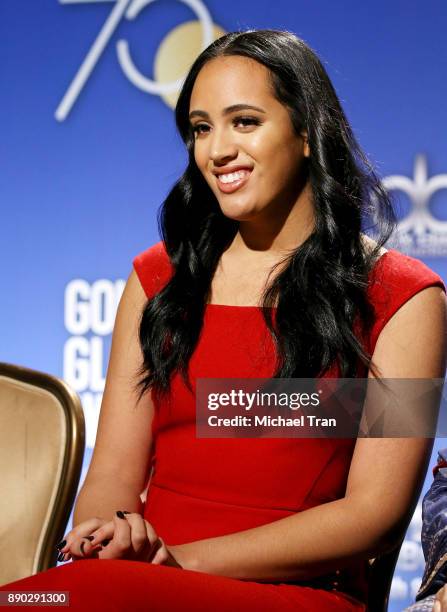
[189,55,310,222]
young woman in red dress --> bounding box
[2,30,446,611]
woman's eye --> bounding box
[233,116,260,128]
[192,124,210,136]
[191,116,260,138]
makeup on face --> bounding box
[188,55,309,223]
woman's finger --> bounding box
[141,519,161,562]
[149,537,169,565]
[98,513,132,560]
[86,520,116,552]
[122,513,155,558]
[68,521,114,558]
[57,517,107,556]
[67,537,102,559]
[57,517,105,552]
[143,519,159,548]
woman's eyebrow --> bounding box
[189,104,266,120]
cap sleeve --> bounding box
[133,241,173,299]
[367,249,446,354]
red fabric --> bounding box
[433,460,447,476]
[0,560,360,611]
[2,243,444,611]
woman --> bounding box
[2,29,446,611]
[406,448,447,612]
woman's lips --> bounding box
[215,169,252,194]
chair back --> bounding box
[0,362,85,585]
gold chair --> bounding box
[0,362,85,585]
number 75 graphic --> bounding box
[55,0,214,121]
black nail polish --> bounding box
[55,540,66,550]
[116,510,125,519]
[123,511,131,514]
[80,541,86,556]
[57,552,65,562]
[84,535,94,541]
[102,539,110,546]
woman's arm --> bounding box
[73,269,154,525]
[169,285,447,581]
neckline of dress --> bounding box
[205,248,394,310]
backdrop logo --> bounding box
[383,155,447,256]
[64,278,125,447]
[55,0,224,121]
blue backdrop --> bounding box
[2,1,447,608]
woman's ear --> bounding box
[301,131,310,158]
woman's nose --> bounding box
[210,128,238,164]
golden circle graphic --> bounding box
[155,20,226,108]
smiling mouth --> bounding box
[215,169,252,194]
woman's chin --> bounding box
[218,202,260,221]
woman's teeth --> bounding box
[218,170,250,184]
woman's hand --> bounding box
[57,512,181,567]
[56,516,109,562]
[434,585,447,612]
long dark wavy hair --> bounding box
[136,29,396,402]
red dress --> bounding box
[1,243,445,611]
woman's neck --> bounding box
[229,181,315,258]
